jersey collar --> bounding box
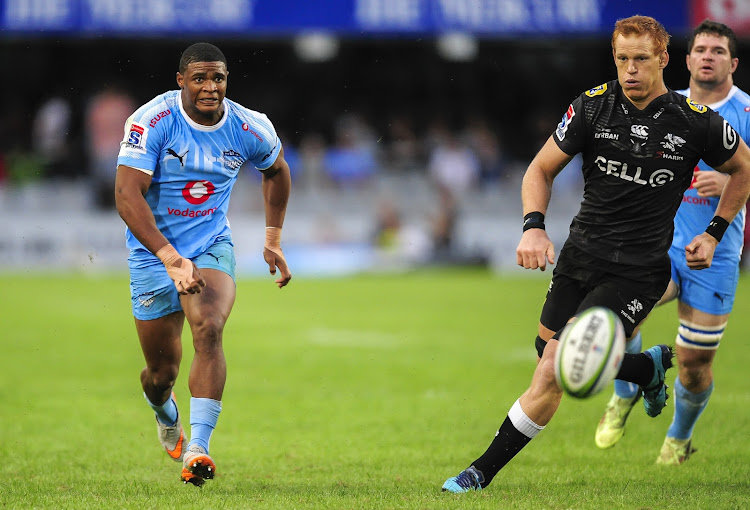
[177,92,229,131]
[683,85,738,110]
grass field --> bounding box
[2,269,749,509]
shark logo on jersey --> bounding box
[555,105,575,141]
[585,83,607,97]
[123,121,148,154]
[166,148,189,167]
[661,133,685,152]
[223,149,245,171]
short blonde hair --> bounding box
[612,15,670,55]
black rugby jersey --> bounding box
[554,79,739,267]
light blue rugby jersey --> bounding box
[674,86,749,264]
[117,90,281,264]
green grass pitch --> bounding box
[2,269,749,509]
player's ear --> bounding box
[659,50,669,69]
[176,72,184,89]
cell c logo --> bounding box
[182,180,215,205]
[649,169,674,187]
[723,120,737,150]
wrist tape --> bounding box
[523,211,546,232]
[705,216,729,242]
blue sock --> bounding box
[189,397,222,453]
[145,393,178,426]
[614,331,642,399]
[667,377,713,440]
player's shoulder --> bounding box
[226,97,272,125]
[129,90,179,128]
[667,89,713,119]
[724,86,750,111]
[578,80,617,102]
[225,97,278,141]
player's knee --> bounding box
[535,346,560,393]
[144,365,179,392]
[190,315,226,350]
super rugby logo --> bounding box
[124,121,148,154]
[182,180,215,205]
[723,120,738,150]
[555,104,575,141]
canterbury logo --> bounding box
[630,125,649,138]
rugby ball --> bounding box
[554,306,626,399]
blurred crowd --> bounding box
[5,87,582,203]
[1,38,748,270]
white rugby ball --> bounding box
[554,306,626,399]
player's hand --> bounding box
[156,244,206,295]
[693,170,729,198]
[517,229,556,271]
[685,232,718,270]
[167,259,206,294]
[264,226,292,288]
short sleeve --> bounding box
[117,114,162,174]
[248,114,282,171]
[702,110,740,169]
[553,95,587,157]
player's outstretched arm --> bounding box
[115,165,205,294]
[687,139,750,270]
[261,148,292,288]
[516,136,572,271]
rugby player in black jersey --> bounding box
[443,15,750,493]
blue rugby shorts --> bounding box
[669,245,738,315]
[129,240,236,320]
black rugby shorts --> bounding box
[540,241,670,338]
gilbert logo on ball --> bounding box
[554,307,626,399]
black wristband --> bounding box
[705,216,729,242]
[523,211,546,232]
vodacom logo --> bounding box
[182,180,215,205]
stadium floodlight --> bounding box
[294,32,339,62]
[436,31,478,61]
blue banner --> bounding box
[0,0,688,36]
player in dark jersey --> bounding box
[442,15,750,493]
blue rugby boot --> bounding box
[642,345,674,417]
[442,466,483,493]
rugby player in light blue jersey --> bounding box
[596,20,749,465]
[115,42,292,486]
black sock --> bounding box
[471,416,533,488]
[615,352,653,387]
